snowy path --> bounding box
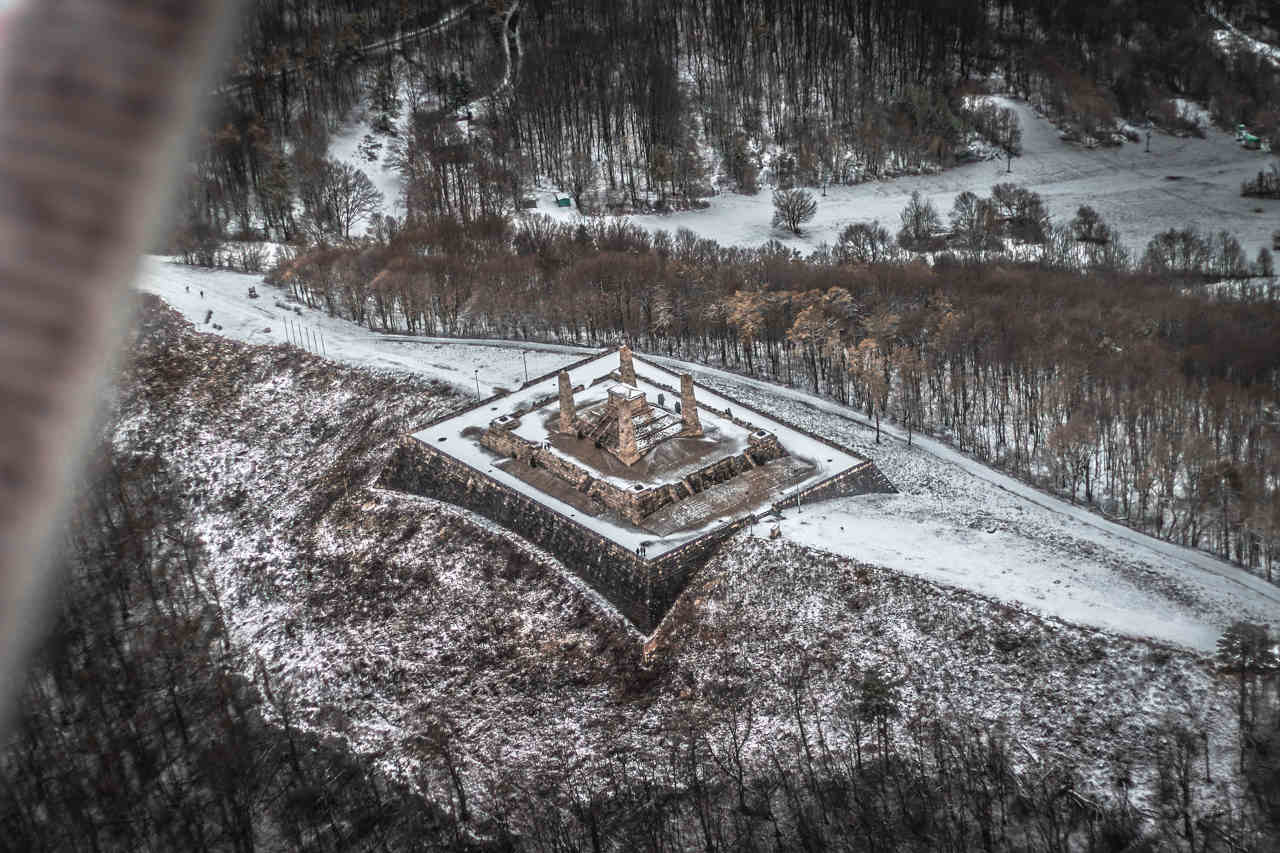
[642,357,1280,653]
[533,96,1280,259]
[131,258,584,394]
[134,260,1280,652]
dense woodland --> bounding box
[180,0,1280,238]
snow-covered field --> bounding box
[532,96,1280,259]
[135,260,1280,654]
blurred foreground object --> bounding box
[0,0,242,729]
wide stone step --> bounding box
[635,420,685,452]
[633,412,681,439]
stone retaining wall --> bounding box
[378,437,752,631]
[386,348,898,632]
[773,460,898,513]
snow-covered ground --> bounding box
[136,260,1280,653]
[1212,19,1280,70]
[131,256,582,394]
[328,119,405,222]
[530,96,1280,259]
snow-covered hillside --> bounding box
[1212,19,1280,70]
[134,258,1280,654]
[113,297,1249,832]
[656,358,1280,654]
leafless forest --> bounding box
[6,0,1280,849]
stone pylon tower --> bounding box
[680,373,702,436]
[558,371,575,433]
[619,343,637,385]
[616,403,640,464]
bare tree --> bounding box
[949,191,998,251]
[1070,205,1107,243]
[566,145,597,213]
[996,107,1022,173]
[836,221,892,264]
[897,190,941,250]
[1256,246,1275,278]
[772,188,817,235]
[327,161,384,239]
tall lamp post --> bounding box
[474,368,480,399]
[521,350,529,383]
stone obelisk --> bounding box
[619,343,637,385]
[558,371,575,433]
[680,373,702,436]
[616,403,640,464]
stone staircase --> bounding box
[585,414,616,445]
[633,410,684,454]
[581,403,683,459]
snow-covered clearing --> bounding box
[328,118,405,221]
[532,96,1280,259]
[136,260,1280,654]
